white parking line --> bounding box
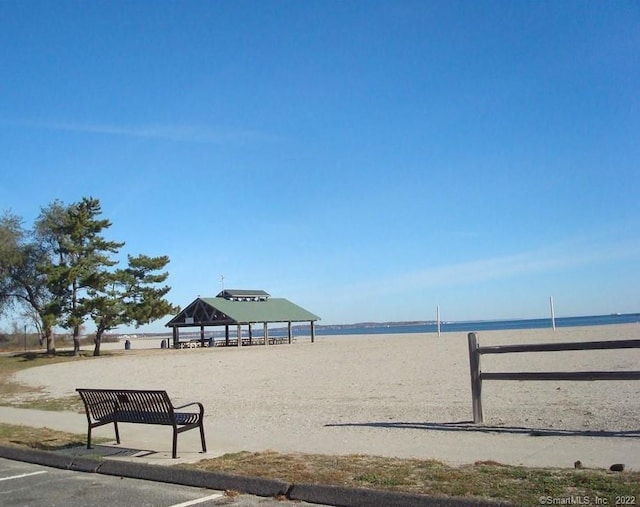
[169,492,224,506]
[0,470,48,482]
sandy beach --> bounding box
[8,324,640,469]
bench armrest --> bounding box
[174,401,204,414]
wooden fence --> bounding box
[467,332,640,424]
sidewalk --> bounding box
[0,406,638,471]
[0,406,217,464]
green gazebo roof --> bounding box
[166,291,320,328]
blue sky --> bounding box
[1,1,639,332]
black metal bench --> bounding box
[76,388,206,459]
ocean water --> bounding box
[311,312,640,337]
[187,313,640,340]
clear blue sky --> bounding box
[1,1,639,332]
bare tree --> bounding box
[0,211,58,353]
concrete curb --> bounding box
[288,483,511,507]
[0,445,510,506]
[0,446,73,470]
[97,459,291,497]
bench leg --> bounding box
[87,427,92,449]
[199,423,207,453]
[172,429,178,459]
[113,421,120,444]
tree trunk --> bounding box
[46,335,56,355]
[73,325,80,356]
[44,327,55,355]
[93,330,103,357]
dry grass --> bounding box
[188,450,640,506]
[0,350,113,412]
[0,422,86,450]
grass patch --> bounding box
[186,451,640,506]
[0,350,117,412]
[0,422,87,450]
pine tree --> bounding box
[88,254,178,356]
[40,197,124,355]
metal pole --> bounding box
[437,305,441,337]
[550,296,556,331]
[24,325,27,352]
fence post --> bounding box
[468,332,483,423]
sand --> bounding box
[9,323,640,468]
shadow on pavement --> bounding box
[325,420,640,438]
[54,444,156,458]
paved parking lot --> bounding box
[0,457,319,507]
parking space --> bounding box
[0,457,322,507]
[0,457,224,507]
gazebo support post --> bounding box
[310,320,315,343]
[237,324,242,347]
[225,326,229,346]
[264,322,269,346]
[200,325,205,347]
[288,322,292,344]
[172,327,179,349]
[248,323,253,345]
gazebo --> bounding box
[165,289,320,348]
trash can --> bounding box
[125,339,131,350]
[160,339,167,349]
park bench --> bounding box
[76,388,206,459]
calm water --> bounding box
[310,313,640,337]
[184,313,640,339]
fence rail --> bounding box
[467,332,640,423]
[477,338,640,355]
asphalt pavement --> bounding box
[0,456,323,507]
